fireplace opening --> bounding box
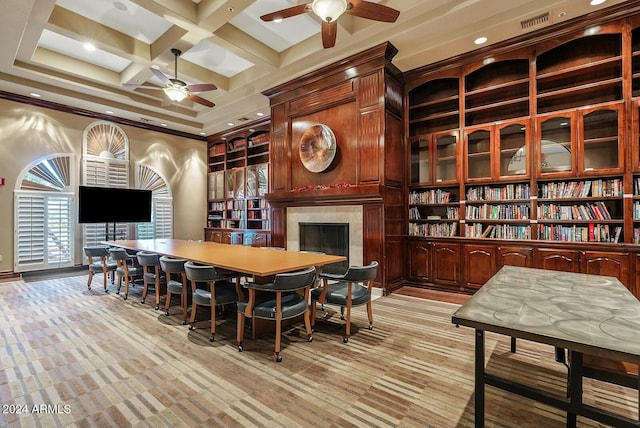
[299,222,349,274]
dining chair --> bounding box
[184,261,242,342]
[84,245,117,292]
[310,261,379,343]
[237,266,316,362]
[109,248,143,300]
[136,252,167,310]
[159,256,188,323]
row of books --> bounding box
[208,201,225,211]
[538,178,622,199]
[466,183,530,201]
[465,204,530,220]
[409,206,459,220]
[409,189,453,204]
[537,224,621,242]
[465,224,531,239]
[409,222,457,237]
[247,210,269,220]
[537,201,612,220]
[632,201,640,220]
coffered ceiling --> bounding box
[0,0,630,137]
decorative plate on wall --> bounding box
[299,124,337,173]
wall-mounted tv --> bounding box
[78,186,152,223]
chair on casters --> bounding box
[237,267,316,362]
[159,256,188,323]
[311,261,379,343]
[184,261,241,342]
[84,246,117,292]
[109,248,143,300]
[136,252,167,310]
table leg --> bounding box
[566,350,583,428]
[475,329,485,428]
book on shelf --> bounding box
[481,225,494,238]
[613,226,622,243]
[427,215,441,220]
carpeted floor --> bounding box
[0,274,636,427]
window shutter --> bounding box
[135,164,173,239]
[14,193,46,269]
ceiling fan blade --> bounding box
[260,3,311,21]
[186,83,217,92]
[150,67,170,85]
[322,21,338,49]
[346,0,400,23]
[188,93,215,108]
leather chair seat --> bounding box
[166,279,184,294]
[311,282,370,307]
[117,265,142,278]
[143,272,167,285]
[89,259,117,273]
[238,292,307,320]
[192,281,237,306]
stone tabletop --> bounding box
[452,266,640,362]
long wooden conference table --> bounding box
[106,239,346,277]
[452,265,640,428]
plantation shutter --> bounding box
[135,164,173,239]
[14,154,74,272]
[82,121,130,248]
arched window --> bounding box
[82,121,130,246]
[14,154,75,272]
[135,164,173,239]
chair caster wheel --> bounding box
[307,335,313,342]
[238,344,243,352]
[189,325,194,330]
[141,299,145,304]
[341,316,345,321]
[124,295,128,300]
[182,320,187,325]
[88,286,91,290]
[155,305,159,310]
[368,325,373,330]
[209,335,215,342]
[165,311,170,316]
[104,289,108,293]
[343,336,349,343]
[276,354,282,362]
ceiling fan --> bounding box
[260,0,400,48]
[124,48,217,107]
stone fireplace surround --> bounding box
[286,205,363,267]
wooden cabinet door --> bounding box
[580,250,631,291]
[463,244,496,289]
[497,245,533,268]
[432,242,460,286]
[535,248,580,272]
[407,241,432,282]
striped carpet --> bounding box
[0,274,636,427]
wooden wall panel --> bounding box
[270,206,286,248]
[359,72,380,108]
[358,109,381,183]
[384,112,403,186]
[364,203,384,284]
[270,131,289,192]
[290,102,358,188]
[290,81,354,114]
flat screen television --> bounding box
[78,186,152,223]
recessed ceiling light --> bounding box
[105,110,114,114]
[274,18,283,23]
[29,92,41,98]
[151,65,160,70]
[83,42,96,52]
[590,0,606,5]
[113,1,128,11]
[256,112,264,116]
[160,123,167,127]
[228,123,234,126]
[200,132,206,135]
[474,36,488,45]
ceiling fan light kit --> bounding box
[260,0,399,49]
[311,0,348,22]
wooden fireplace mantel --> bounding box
[266,184,384,207]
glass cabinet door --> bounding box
[233,167,245,198]
[256,163,269,196]
[410,137,431,184]
[225,170,235,198]
[466,128,491,180]
[580,107,621,173]
[538,115,574,176]
[498,122,528,178]
[435,133,457,183]
[245,166,257,197]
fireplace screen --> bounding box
[299,222,349,274]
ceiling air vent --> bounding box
[521,12,550,31]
